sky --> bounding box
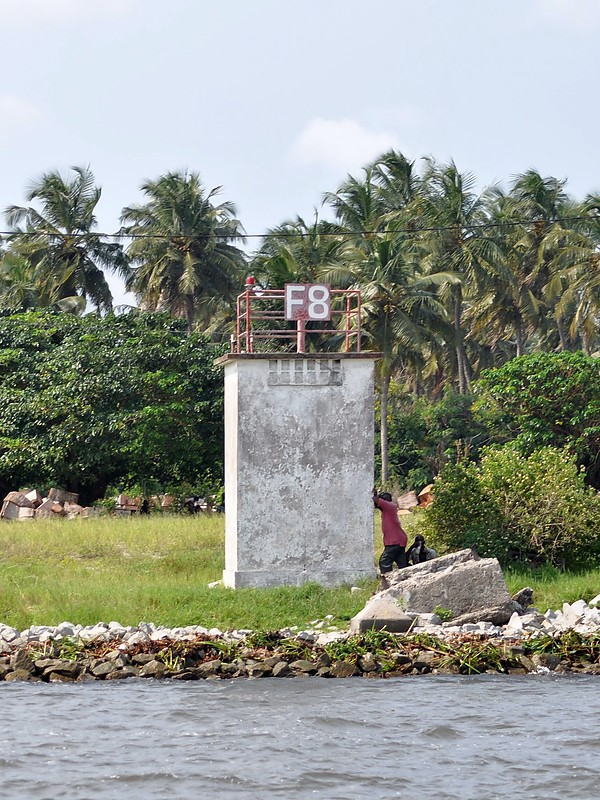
[1,0,599,306]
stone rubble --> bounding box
[0,595,600,682]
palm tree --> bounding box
[251,214,348,287]
[354,233,451,482]
[544,195,600,354]
[505,170,573,351]
[416,159,503,393]
[121,171,246,334]
[4,166,128,313]
[465,185,543,358]
[323,153,451,481]
[0,251,42,310]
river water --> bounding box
[2,674,599,800]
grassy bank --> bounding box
[0,515,374,631]
[0,515,598,632]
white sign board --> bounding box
[284,283,331,321]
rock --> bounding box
[357,653,378,672]
[196,659,221,678]
[132,653,157,665]
[0,662,13,679]
[314,652,332,668]
[329,661,359,678]
[531,653,562,671]
[0,624,20,642]
[289,659,317,675]
[24,489,43,508]
[1,502,35,520]
[48,672,76,683]
[396,490,419,510]
[447,602,522,627]
[139,659,167,678]
[512,587,534,609]
[105,667,138,679]
[40,659,80,679]
[76,671,97,682]
[5,669,41,682]
[63,502,84,517]
[91,661,116,678]
[125,631,150,646]
[10,648,35,674]
[3,491,35,508]
[376,549,513,620]
[247,662,272,677]
[350,597,415,634]
[412,650,436,672]
[272,661,292,677]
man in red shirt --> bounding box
[373,487,408,573]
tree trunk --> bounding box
[515,318,525,357]
[380,368,391,485]
[581,325,591,356]
[556,315,568,351]
[185,294,195,336]
[454,292,470,394]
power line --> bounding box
[0,215,596,242]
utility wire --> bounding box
[0,215,596,241]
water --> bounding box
[2,674,600,800]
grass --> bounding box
[0,515,375,631]
[0,513,597,632]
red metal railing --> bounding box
[232,283,362,354]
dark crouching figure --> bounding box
[406,534,437,566]
[373,488,408,573]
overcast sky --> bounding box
[1,0,598,305]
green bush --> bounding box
[474,352,600,488]
[420,445,600,569]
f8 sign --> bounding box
[284,283,331,321]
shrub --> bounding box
[420,445,600,569]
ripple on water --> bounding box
[2,676,600,800]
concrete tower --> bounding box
[217,282,378,588]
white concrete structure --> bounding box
[217,353,379,588]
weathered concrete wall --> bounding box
[219,354,378,587]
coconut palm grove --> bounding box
[1,152,600,568]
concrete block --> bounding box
[350,597,415,633]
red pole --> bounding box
[245,289,252,352]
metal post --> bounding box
[296,319,306,353]
[245,289,252,352]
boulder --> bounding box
[353,549,517,631]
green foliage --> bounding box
[384,387,487,489]
[421,444,600,569]
[0,310,225,503]
[474,351,600,487]
[433,606,454,622]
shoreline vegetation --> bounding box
[4,628,600,683]
[2,515,600,682]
